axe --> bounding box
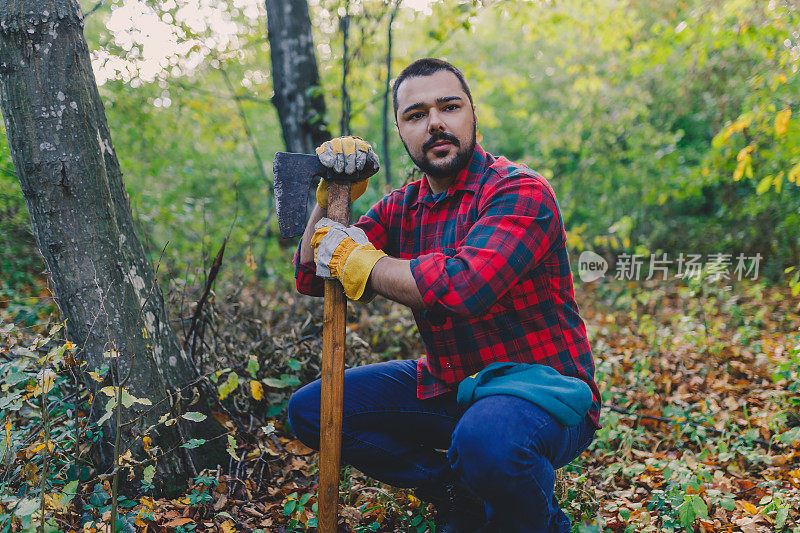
[273,151,377,533]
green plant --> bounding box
[283,491,317,531]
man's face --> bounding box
[395,70,476,180]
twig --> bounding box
[69,362,85,514]
[184,237,227,354]
[255,449,270,488]
[111,345,133,533]
[83,0,106,18]
[734,485,759,497]
[180,263,191,342]
[38,383,49,533]
[171,78,273,105]
[227,456,234,497]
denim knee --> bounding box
[287,382,321,450]
[450,417,514,490]
[448,397,556,495]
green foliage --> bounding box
[0,304,230,530]
[417,0,799,280]
[2,0,800,529]
[0,321,87,531]
[0,130,43,293]
[3,0,799,291]
[185,475,216,507]
[282,491,317,531]
[69,0,800,293]
[572,278,800,531]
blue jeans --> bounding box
[287,359,595,532]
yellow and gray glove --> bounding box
[315,136,380,209]
[311,218,387,303]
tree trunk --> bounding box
[339,5,351,137]
[265,0,330,154]
[382,0,401,189]
[0,0,227,495]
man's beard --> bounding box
[402,121,477,180]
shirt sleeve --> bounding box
[293,194,393,297]
[293,241,324,297]
[410,173,564,317]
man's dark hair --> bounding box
[392,58,473,118]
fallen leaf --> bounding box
[250,380,264,401]
[735,517,759,533]
[163,517,194,528]
[740,501,758,515]
[213,495,228,511]
[285,440,314,456]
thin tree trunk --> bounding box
[340,1,351,136]
[265,0,330,154]
[382,0,401,189]
[0,0,227,495]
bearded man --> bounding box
[287,58,601,533]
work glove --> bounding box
[311,218,387,303]
[315,136,380,209]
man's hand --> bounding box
[315,136,380,209]
[311,218,387,302]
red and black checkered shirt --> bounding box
[294,144,601,427]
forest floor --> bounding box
[1,276,799,532]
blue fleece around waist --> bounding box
[456,362,593,426]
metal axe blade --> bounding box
[273,152,327,239]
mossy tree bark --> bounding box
[0,0,227,495]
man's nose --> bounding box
[427,109,445,133]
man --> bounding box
[288,58,601,533]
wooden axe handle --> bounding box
[318,181,351,533]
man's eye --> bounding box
[443,104,459,111]
[408,112,424,120]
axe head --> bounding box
[273,151,379,239]
[273,152,326,239]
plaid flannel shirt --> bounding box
[294,144,601,427]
